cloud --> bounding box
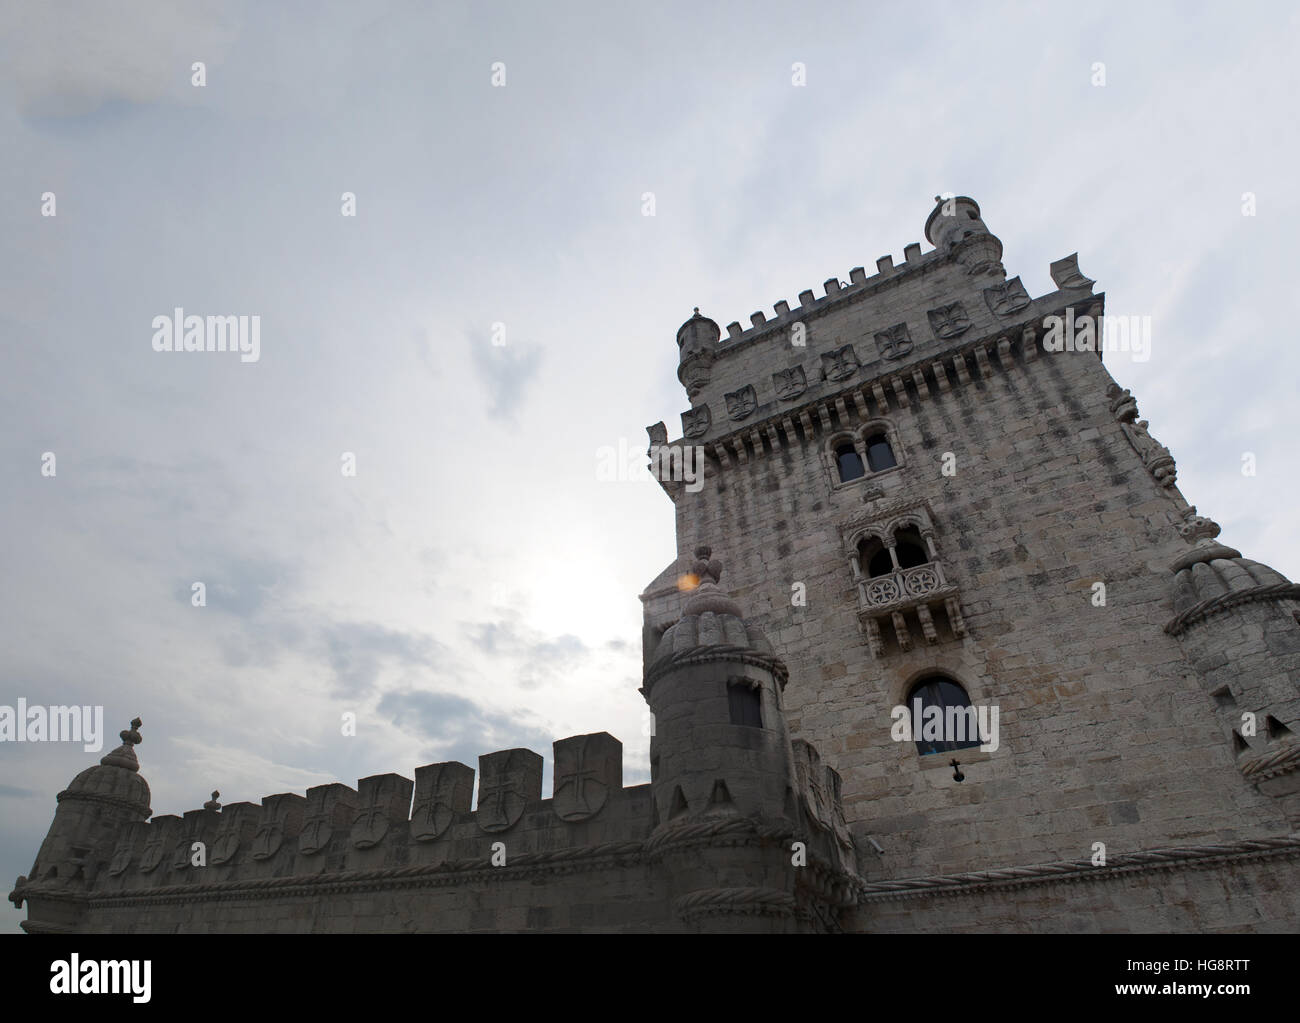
[0,0,241,120]
[323,623,444,697]
[464,619,589,689]
[468,336,543,422]
[378,689,553,768]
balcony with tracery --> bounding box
[849,518,969,657]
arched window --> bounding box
[858,537,893,579]
[894,525,929,569]
[865,433,897,472]
[835,443,865,483]
[908,676,982,755]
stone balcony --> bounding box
[853,561,968,657]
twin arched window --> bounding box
[857,525,931,579]
[833,431,897,484]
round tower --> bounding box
[640,546,817,931]
[1165,511,1300,826]
[25,718,151,887]
[675,308,719,400]
[924,194,1004,277]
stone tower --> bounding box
[14,718,152,933]
[642,196,1300,929]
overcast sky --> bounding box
[3,1,1298,932]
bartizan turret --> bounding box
[1165,509,1300,827]
[641,545,858,931]
[9,718,151,933]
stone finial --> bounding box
[690,544,722,585]
[204,790,222,811]
[99,717,143,771]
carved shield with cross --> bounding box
[553,734,620,822]
[476,749,542,833]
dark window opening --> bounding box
[894,526,929,569]
[909,676,981,755]
[859,538,893,578]
[835,443,865,482]
[865,433,897,472]
[728,683,763,728]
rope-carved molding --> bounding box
[1239,743,1300,782]
[856,835,1300,903]
[673,886,797,920]
[1164,583,1300,635]
[643,817,793,859]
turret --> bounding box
[676,308,719,400]
[1165,509,1300,827]
[9,717,151,932]
[923,194,1004,277]
[641,546,857,931]
[643,545,794,825]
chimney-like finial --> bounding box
[204,790,222,811]
[99,717,144,771]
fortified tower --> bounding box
[11,194,1300,933]
[642,195,1300,929]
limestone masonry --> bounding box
[12,196,1300,932]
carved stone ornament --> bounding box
[251,797,299,861]
[553,734,620,822]
[724,384,757,421]
[681,405,711,439]
[476,749,542,833]
[772,365,807,401]
[351,775,411,850]
[210,808,247,866]
[172,816,206,869]
[410,763,474,842]
[1107,384,1139,423]
[107,823,144,876]
[1049,253,1095,291]
[298,789,337,856]
[138,817,176,873]
[873,324,913,361]
[927,302,970,340]
[821,343,859,381]
[792,740,833,832]
[984,276,1031,317]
